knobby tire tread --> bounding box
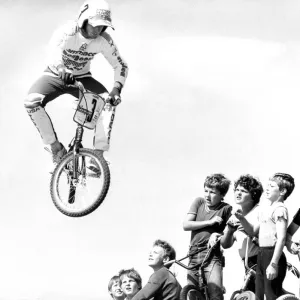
[50,148,110,217]
[277,295,300,300]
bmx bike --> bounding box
[165,236,224,300]
[230,237,300,300]
[50,81,116,217]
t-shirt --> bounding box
[292,208,300,226]
[259,202,288,247]
[46,21,128,85]
[188,197,232,247]
[230,205,260,259]
[132,267,181,300]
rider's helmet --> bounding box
[77,0,114,30]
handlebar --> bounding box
[165,236,223,270]
[73,80,121,105]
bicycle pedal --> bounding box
[86,166,101,178]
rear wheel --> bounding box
[180,285,205,300]
[50,149,110,217]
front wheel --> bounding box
[180,285,205,300]
[50,149,110,217]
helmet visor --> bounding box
[88,9,114,29]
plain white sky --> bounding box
[1,0,300,299]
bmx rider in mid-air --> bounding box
[24,0,128,169]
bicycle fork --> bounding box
[68,125,85,204]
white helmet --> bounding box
[77,0,114,30]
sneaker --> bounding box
[45,143,67,173]
[52,144,67,165]
[86,150,104,177]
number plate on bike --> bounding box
[73,92,105,129]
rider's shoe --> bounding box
[45,143,67,173]
[52,144,67,165]
[86,150,104,177]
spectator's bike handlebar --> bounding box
[164,236,223,271]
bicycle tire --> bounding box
[235,291,255,300]
[277,295,300,300]
[180,285,206,300]
[50,148,110,217]
[230,290,241,300]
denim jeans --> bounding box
[187,255,223,300]
[255,247,287,300]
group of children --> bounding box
[184,172,297,300]
[108,172,299,300]
[108,240,182,300]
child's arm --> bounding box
[183,213,222,231]
[266,216,287,280]
[221,224,236,249]
[234,210,259,237]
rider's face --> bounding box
[204,186,223,207]
[83,23,105,39]
[234,185,253,206]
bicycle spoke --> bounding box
[51,149,110,217]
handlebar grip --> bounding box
[164,259,175,267]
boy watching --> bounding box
[108,275,125,300]
[220,174,263,293]
[119,268,142,300]
[132,239,181,300]
[235,173,295,300]
[183,173,232,300]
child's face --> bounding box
[121,275,140,298]
[204,186,223,207]
[110,280,124,299]
[265,180,281,202]
[234,185,253,206]
[148,245,166,269]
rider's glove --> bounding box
[57,65,75,85]
[108,83,122,106]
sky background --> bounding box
[1,0,300,299]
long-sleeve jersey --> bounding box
[46,21,128,86]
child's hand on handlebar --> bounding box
[208,232,222,248]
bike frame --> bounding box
[66,81,116,203]
[166,237,223,300]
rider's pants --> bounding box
[187,253,224,300]
[24,70,112,151]
[255,247,287,300]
